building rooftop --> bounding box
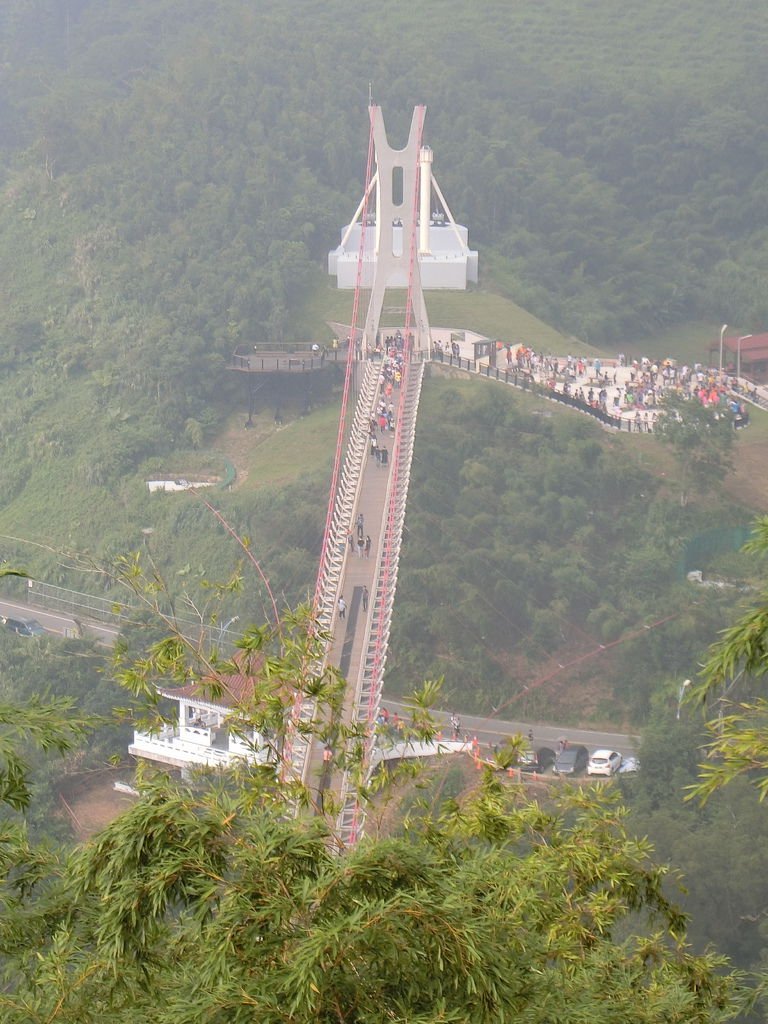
[157,651,267,710]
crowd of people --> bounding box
[433,338,463,360]
[372,329,412,362]
[435,340,757,432]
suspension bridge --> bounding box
[283,105,434,846]
[9,105,752,847]
[280,105,665,846]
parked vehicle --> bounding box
[519,746,556,773]
[618,756,640,774]
[1,616,46,637]
[553,744,589,776]
[587,749,623,776]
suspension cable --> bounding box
[347,106,426,843]
[313,107,377,613]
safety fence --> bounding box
[435,354,651,432]
[678,525,755,580]
[335,360,426,846]
[21,579,242,647]
[283,361,382,790]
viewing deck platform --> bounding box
[228,345,348,373]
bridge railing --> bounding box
[435,354,640,431]
[286,361,382,790]
[313,361,380,633]
[336,360,426,846]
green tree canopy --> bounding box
[689,516,768,803]
[655,395,735,507]
[0,595,753,1023]
[0,769,749,1024]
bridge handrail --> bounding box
[336,361,426,845]
[285,360,382,790]
[435,354,635,431]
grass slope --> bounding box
[302,274,575,353]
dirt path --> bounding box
[60,772,138,840]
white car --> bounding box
[587,749,622,776]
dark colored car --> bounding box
[553,744,589,776]
[519,746,556,773]
[2,616,46,637]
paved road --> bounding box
[0,597,119,645]
[0,595,639,757]
[384,699,638,758]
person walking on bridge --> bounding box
[338,596,346,620]
[362,586,369,611]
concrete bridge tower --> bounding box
[362,105,431,356]
[329,106,479,358]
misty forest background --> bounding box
[2,0,768,991]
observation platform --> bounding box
[228,343,348,374]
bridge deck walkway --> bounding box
[304,369,404,809]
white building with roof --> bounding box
[129,657,272,771]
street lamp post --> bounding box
[218,615,239,644]
[736,335,753,382]
[676,679,691,721]
[718,323,728,380]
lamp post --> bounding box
[676,678,691,721]
[736,335,752,382]
[218,614,239,644]
[718,323,728,380]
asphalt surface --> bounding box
[0,597,119,645]
[384,699,638,759]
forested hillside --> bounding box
[0,3,764,551]
[5,0,768,349]
[388,374,753,724]
[0,0,763,691]
[0,0,764,701]
[3,8,768,1010]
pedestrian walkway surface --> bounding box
[443,337,768,430]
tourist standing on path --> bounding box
[362,586,369,611]
[365,534,371,558]
[338,596,346,620]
